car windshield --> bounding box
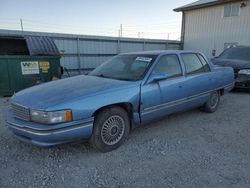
[89,54,157,81]
[218,47,250,61]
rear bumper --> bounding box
[224,82,235,93]
[6,110,93,147]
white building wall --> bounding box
[183,0,250,57]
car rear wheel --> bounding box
[201,91,220,113]
[90,106,130,152]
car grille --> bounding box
[11,103,30,121]
[237,74,249,82]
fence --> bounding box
[0,29,181,75]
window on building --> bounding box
[224,3,240,17]
[181,53,208,75]
[154,55,182,78]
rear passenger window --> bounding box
[198,54,210,72]
[154,55,182,78]
[181,53,205,75]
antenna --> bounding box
[120,24,123,38]
[20,18,24,36]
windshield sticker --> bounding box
[136,57,152,62]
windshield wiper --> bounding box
[94,74,133,81]
[115,78,133,81]
[95,74,112,79]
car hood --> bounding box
[11,75,138,110]
[212,58,250,69]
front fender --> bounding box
[47,85,141,121]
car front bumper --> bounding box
[235,74,250,89]
[6,109,94,147]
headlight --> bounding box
[30,109,72,124]
[238,69,250,75]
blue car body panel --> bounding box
[5,50,235,146]
[6,110,93,146]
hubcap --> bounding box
[210,92,219,108]
[101,115,125,145]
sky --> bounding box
[0,0,194,40]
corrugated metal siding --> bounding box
[79,40,117,54]
[54,39,77,53]
[144,43,166,51]
[183,0,250,57]
[60,56,78,69]
[167,43,181,50]
[120,42,144,53]
[0,29,181,75]
[80,56,111,69]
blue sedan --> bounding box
[6,50,235,152]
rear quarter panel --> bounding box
[210,63,235,91]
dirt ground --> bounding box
[0,92,250,188]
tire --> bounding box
[90,106,130,152]
[201,91,220,113]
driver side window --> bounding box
[153,55,182,78]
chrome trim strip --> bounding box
[7,120,93,136]
[143,93,209,114]
[11,102,30,121]
[143,82,234,114]
[143,93,209,115]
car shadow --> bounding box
[232,88,250,93]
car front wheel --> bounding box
[90,106,130,152]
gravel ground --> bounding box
[1,92,250,188]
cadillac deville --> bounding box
[6,50,235,152]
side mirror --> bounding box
[147,72,168,84]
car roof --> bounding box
[120,50,200,56]
[229,46,250,49]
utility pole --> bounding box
[120,24,123,38]
[76,37,81,75]
[117,25,122,54]
[20,18,24,36]
[167,33,170,40]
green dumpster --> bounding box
[0,36,61,96]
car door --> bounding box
[140,54,187,124]
[180,53,215,109]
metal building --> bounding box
[0,29,181,75]
[174,0,250,57]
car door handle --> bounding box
[179,85,183,88]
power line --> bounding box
[0,18,181,40]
